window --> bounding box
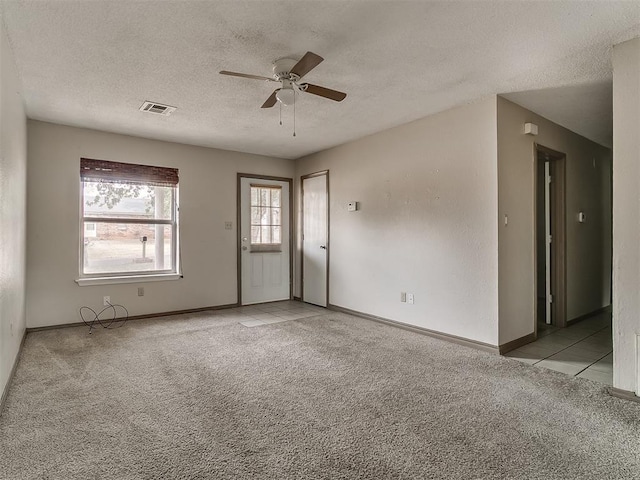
[250,185,282,252]
[79,158,179,280]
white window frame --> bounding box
[76,161,180,286]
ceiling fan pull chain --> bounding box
[293,91,296,137]
[279,102,282,126]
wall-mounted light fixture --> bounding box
[524,122,539,135]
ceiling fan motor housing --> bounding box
[272,58,299,81]
[273,58,301,105]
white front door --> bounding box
[302,172,328,307]
[240,176,291,305]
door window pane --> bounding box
[250,185,282,248]
[272,226,281,244]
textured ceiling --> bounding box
[1,1,639,159]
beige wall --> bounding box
[0,20,27,396]
[612,37,640,393]
[497,97,612,345]
[295,98,500,346]
[26,121,294,328]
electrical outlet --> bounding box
[400,292,407,303]
[407,293,414,305]
[225,221,233,230]
[138,287,144,297]
[103,296,111,306]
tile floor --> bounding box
[505,311,613,385]
[226,300,326,327]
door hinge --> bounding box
[548,294,553,304]
[548,234,552,244]
[548,175,552,184]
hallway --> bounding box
[505,311,612,385]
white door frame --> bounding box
[535,145,567,330]
[236,173,293,305]
[301,170,329,307]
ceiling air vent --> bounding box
[139,101,177,116]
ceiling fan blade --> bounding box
[220,71,276,82]
[303,84,347,102]
[261,90,279,108]
[290,52,324,79]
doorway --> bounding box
[507,145,613,385]
[237,174,293,305]
[535,145,566,330]
[301,171,329,307]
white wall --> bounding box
[612,37,640,393]
[0,19,27,396]
[26,121,294,328]
[295,98,499,346]
[497,97,612,345]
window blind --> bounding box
[80,158,179,187]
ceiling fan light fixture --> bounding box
[276,88,295,106]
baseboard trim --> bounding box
[607,387,640,404]
[1,329,27,417]
[567,305,611,326]
[327,304,499,355]
[499,332,537,355]
[26,302,240,333]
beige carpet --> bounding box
[1,309,639,479]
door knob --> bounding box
[320,245,327,250]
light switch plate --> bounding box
[347,201,358,212]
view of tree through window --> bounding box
[80,158,178,277]
[250,185,282,247]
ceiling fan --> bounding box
[220,51,347,108]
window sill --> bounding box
[75,273,182,287]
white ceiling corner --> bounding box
[1,0,638,159]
